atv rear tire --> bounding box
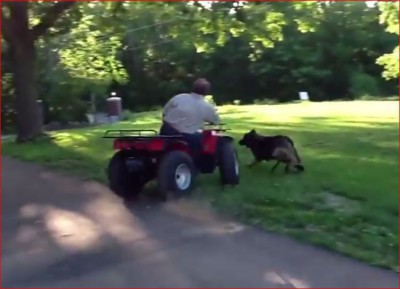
[157,151,196,199]
[107,151,144,198]
[218,140,240,186]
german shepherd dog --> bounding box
[238,129,304,174]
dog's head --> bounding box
[238,129,257,147]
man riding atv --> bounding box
[104,78,238,199]
[160,78,220,154]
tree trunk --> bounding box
[9,39,43,142]
[2,1,76,142]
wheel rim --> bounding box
[175,164,192,190]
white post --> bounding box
[90,93,97,124]
[298,91,310,101]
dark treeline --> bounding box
[2,1,398,135]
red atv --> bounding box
[103,124,239,199]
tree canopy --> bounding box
[2,1,399,135]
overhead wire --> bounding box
[53,17,195,53]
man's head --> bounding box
[192,78,211,96]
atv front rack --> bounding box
[102,129,182,139]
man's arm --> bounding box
[162,97,175,118]
[203,103,220,125]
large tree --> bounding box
[2,2,76,142]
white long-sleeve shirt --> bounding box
[162,93,220,134]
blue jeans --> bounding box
[159,122,202,155]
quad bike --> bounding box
[102,124,239,199]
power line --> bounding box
[53,17,196,53]
[45,14,202,65]
[91,18,181,42]
[56,16,192,44]
[122,38,176,52]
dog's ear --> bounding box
[250,129,256,134]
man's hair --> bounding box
[192,78,211,96]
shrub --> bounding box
[121,110,133,121]
[350,72,380,98]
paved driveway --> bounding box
[2,157,397,288]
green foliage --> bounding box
[377,45,399,80]
[121,109,134,121]
[350,71,380,98]
[36,44,92,124]
[378,1,399,35]
[376,2,399,80]
[57,3,128,85]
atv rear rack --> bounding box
[102,129,182,139]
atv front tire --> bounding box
[218,140,240,186]
[157,151,196,199]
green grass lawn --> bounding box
[3,100,398,270]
